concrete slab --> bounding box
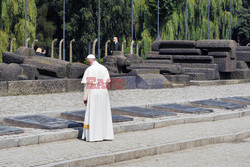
[112,106,177,118]
[3,115,83,129]
[61,111,134,123]
[220,97,250,105]
[190,99,247,110]
[152,103,213,114]
[0,125,24,136]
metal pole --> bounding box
[24,0,27,46]
[157,0,160,41]
[230,0,232,40]
[63,0,66,61]
[185,0,188,40]
[207,0,210,39]
[131,0,133,48]
[98,0,100,62]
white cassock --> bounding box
[81,61,114,141]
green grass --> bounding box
[0,56,2,63]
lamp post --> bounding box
[24,0,27,46]
[207,0,210,39]
[98,0,100,62]
[131,0,134,53]
[63,0,66,61]
[157,0,160,41]
[230,0,232,40]
[185,0,188,40]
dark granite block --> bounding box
[61,110,134,123]
[184,68,220,80]
[153,103,213,114]
[230,69,250,79]
[236,61,248,69]
[0,125,24,136]
[163,74,190,84]
[2,52,27,64]
[3,115,83,129]
[236,51,250,62]
[213,57,236,72]
[108,76,137,90]
[112,106,177,118]
[151,42,161,51]
[236,46,250,51]
[186,73,207,80]
[190,99,247,109]
[146,54,172,60]
[159,49,201,55]
[136,74,172,89]
[221,97,250,105]
[172,55,214,63]
[176,63,219,70]
[144,60,173,64]
[66,79,84,92]
[127,64,184,74]
[208,52,230,57]
[159,40,196,48]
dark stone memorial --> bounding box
[190,99,247,110]
[112,106,177,117]
[61,111,134,123]
[3,115,83,129]
[0,125,24,136]
[153,103,213,114]
[221,97,250,105]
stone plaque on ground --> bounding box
[61,111,134,123]
[190,99,247,110]
[112,106,177,117]
[0,125,24,136]
[153,103,213,114]
[221,97,250,105]
[3,115,83,129]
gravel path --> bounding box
[0,83,250,116]
[101,138,250,167]
[0,116,249,166]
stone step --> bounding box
[184,68,220,80]
[236,51,250,62]
[172,55,214,63]
[163,74,190,84]
[159,49,201,55]
[144,60,173,64]
[186,73,207,80]
[236,46,250,51]
[61,111,134,123]
[175,63,219,70]
[0,125,24,136]
[230,69,250,79]
[112,106,177,118]
[127,64,184,74]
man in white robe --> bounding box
[81,54,114,142]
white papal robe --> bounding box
[81,61,114,141]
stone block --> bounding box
[236,51,250,62]
[152,103,213,114]
[151,41,161,51]
[236,46,250,51]
[2,52,27,64]
[3,115,83,129]
[221,96,250,105]
[124,54,144,64]
[24,57,68,78]
[67,63,88,78]
[14,47,36,57]
[0,63,24,81]
[186,73,207,80]
[0,81,8,96]
[236,61,248,69]
[154,118,185,128]
[213,113,239,121]
[108,76,137,90]
[114,122,154,133]
[163,74,190,84]
[20,64,38,80]
[190,99,247,109]
[133,147,157,158]
[0,125,24,136]
[208,52,230,57]
[146,53,172,60]
[66,79,84,92]
[112,106,176,117]
[180,139,203,150]
[144,60,173,64]
[230,69,250,79]
[8,79,67,96]
[176,63,219,70]
[61,110,134,123]
[159,49,201,55]
[213,57,236,72]
[130,69,160,75]
[38,131,78,144]
[172,55,214,63]
[0,138,19,149]
[159,40,196,48]
[18,135,39,146]
[184,68,220,80]
[156,142,181,154]
[136,74,172,89]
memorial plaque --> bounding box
[190,99,247,109]
[61,111,134,123]
[112,106,177,117]
[153,103,213,114]
[0,125,24,136]
[221,97,250,105]
[3,115,83,129]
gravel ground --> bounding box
[101,138,250,167]
[0,83,250,117]
[0,116,249,166]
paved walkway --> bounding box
[0,83,250,116]
[0,116,249,167]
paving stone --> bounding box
[112,106,177,118]
[3,115,83,129]
[152,103,213,114]
[190,99,247,110]
[172,55,214,63]
[221,97,250,105]
[159,49,201,55]
[61,110,134,123]
[0,125,24,136]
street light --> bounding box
[98,0,100,62]
[63,0,65,61]
[24,0,27,46]
[157,0,160,41]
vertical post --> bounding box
[122,40,126,53]
[185,0,188,40]
[24,0,27,46]
[10,38,16,52]
[105,40,110,57]
[157,0,160,41]
[98,0,101,62]
[63,0,66,61]
[130,40,134,54]
[70,39,75,63]
[131,0,133,54]
[92,39,98,56]
[25,38,30,47]
[230,0,232,40]
[59,39,64,60]
[207,0,210,39]
[51,39,58,58]
[136,41,141,56]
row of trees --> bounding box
[0,0,249,63]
